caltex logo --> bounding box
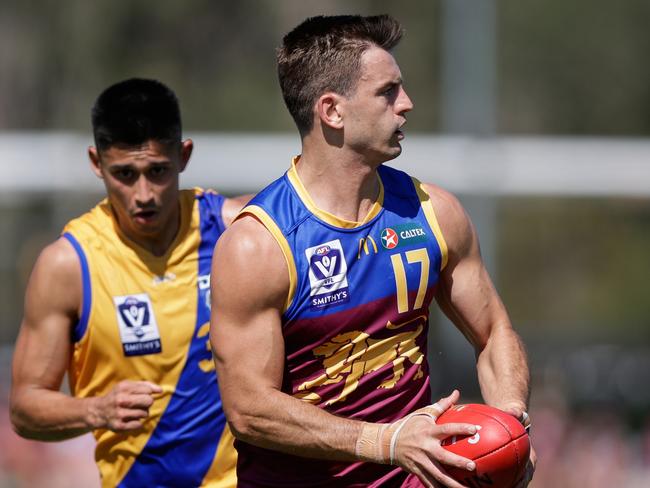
[380,228,399,249]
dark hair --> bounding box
[277,14,403,135]
[91,78,182,152]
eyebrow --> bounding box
[106,163,134,172]
[106,160,172,170]
[378,78,402,92]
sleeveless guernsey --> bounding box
[236,160,448,487]
[62,188,236,488]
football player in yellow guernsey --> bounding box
[10,78,248,487]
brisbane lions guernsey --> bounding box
[62,188,236,488]
[236,159,448,487]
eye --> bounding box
[113,168,135,181]
[149,165,170,180]
[382,84,398,96]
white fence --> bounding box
[2,133,650,196]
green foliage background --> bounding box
[1,0,649,134]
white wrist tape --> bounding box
[355,403,442,466]
[355,422,389,463]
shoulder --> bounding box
[420,183,466,220]
[216,214,286,270]
[419,182,476,260]
[212,214,289,310]
[35,237,81,281]
[25,237,81,318]
[221,194,254,227]
[193,188,253,228]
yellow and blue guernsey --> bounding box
[236,159,448,487]
[62,188,236,488]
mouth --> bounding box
[132,209,159,224]
[394,120,407,140]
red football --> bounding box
[435,404,530,488]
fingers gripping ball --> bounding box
[436,404,530,488]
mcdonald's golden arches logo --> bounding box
[357,235,378,259]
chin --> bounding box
[131,220,162,236]
[361,143,403,166]
[384,145,402,161]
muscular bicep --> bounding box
[12,238,81,397]
[424,184,511,350]
[210,216,290,419]
[435,243,509,350]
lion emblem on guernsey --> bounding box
[294,315,426,406]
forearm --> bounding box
[10,387,101,441]
[227,387,364,462]
[226,385,480,485]
[476,324,530,411]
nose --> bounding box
[397,86,414,114]
[134,175,154,204]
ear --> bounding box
[88,146,104,179]
[179,139,193,173]
[316,93,344,130]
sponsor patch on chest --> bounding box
[305,239,350,309]
[113,293,162,356]
[380,223,428,250]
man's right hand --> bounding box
[356,390,476,488]
[394,390,481,488]
[88,381,163,431]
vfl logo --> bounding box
[113,294,162,356]
[310,245,339,283]
[118,297,150,334]
[381,228,399,249]
[294,315,426,406]
[358,235,378,259]
[305,239,350,309]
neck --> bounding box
[133,227,178,257]
[297,144,382,223]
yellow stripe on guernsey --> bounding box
[62,189,235,488]
[238,205,298,312]
[411,177,449,270]
[287,156,384,228]
[202,426,237,487]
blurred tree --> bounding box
[3,1,648,134]
[0,0,443,131]
[497,197,650,341]
[500,0,650,134]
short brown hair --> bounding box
[277,15,403,135]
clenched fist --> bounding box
[87,380,163,431]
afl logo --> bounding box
[381,228,399,249]
[315,245,331,255]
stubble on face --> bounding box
[341,47,412,164]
